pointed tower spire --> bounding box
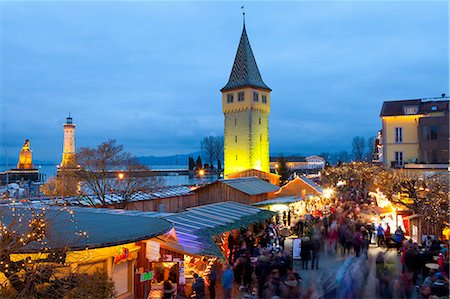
[221,19,271,92]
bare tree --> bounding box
[212,136,224,170]
[41,172,79,198]
[200,136,223,169]
[351,136,366,161]
[76,140,163,208]
[200,136,216,168]
[365,136,376,161]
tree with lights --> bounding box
[375,171,449,232]
[321,162,382,201]
[0,205,115,298]
[276,155,290,186]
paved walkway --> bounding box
[285,238,417,299]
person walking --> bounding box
[300,236,312,270]
[311,236,321,270]
[385,223,391,239]
[192,273,205,299]
[377,224,385,247]
[394,226,404,255]
[162,280,175,299]
[208,262,217,298]
[221,264,233,299]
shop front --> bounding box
[147,201,275,298]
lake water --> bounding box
[0,164,220,186]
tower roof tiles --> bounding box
[221,24,271,92]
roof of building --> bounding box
[221,24,271,92]
[0,205,173,253]
[48,186,193,206]
[300,176,324,194]
[380,98,449,117]
[252,196,301,206]
[270,156,306,163]
[159,201,275,257]
[221,177,279,195]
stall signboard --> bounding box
[179,262,185,285]
[146,240,160,262]
[162,254,173,262]
[292,238,301,260]
[140,271,153,282]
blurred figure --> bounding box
[301,236,312,270]
[311,236,321,270]
[394,226,404,255]
[208,262,217,299]
[192,273,205,299]
[221,264,233,299]
[163,280,175,299]
[377,224,385,247]
[281,273,301,298]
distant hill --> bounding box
[136,151,203,166]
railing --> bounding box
[390,161,404,168]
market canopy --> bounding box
[0,204,173,253]
[252,196,301,207]
[157,201,276,257]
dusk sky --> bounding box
[1,1,448,163]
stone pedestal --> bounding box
[17,150,34,170]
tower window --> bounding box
[227,94,234,103]
[259,118,261,125]
[236,155,238,161]
[234,118,237,125]
[260,134,262,142]
[235,135,238,143]
[253,91,259,102]
[238,92,245,102]
[262,95,267,103]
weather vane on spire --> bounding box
[241,5,245,24]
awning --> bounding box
[161,202,276,257]
[252,196,301,207]
[371,205,394,215]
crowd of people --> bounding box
[184,201,449,299]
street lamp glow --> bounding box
[198,169,205,176]
[118,172,125,180]
[323,188,334,199]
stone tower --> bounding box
[221,22,271,177]
[60,115,77,168]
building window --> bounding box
[262,95,267,103]
[234,118,237,126]
[422,126,429,140]
[235,135,237,143]
[253,91,259,102]
[259,118,261,125]
[236,155,238,161]
[430,125,438,140]
[227,94,234,103]
[260,134,262,142]
[403,106,418,115]
[238,92,244,102]
[395,127,403,143]
[431,105,438,111]
[394,151,403,166]
[423,126,439,140]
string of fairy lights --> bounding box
[0,197,92,280]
